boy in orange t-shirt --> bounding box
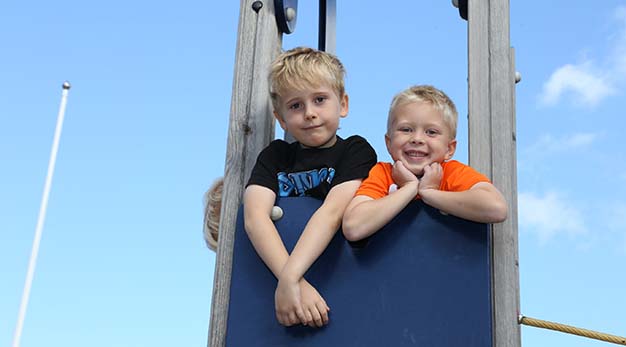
[342,85,508,241]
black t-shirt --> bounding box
[247,135,377,199]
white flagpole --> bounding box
[12,81,71,347]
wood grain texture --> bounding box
[207,1,282,346]
[468,0,521,346]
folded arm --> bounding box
[278,179,362,282]
[244,185,325,327]
[419,181,508,223]
[342,161,419,242]
[342,181,417,242]
[243,185,290,277]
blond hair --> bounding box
[270,46,346,112]
[203,177,223,251]
[387,85,458,139]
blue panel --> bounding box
[226,197,492,347]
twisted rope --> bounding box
[519,315,626,346]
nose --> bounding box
[411,132,425,144]
[304,103,317,121]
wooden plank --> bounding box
[208,1,282,346]
[468,0,521,346]
[489,0,521,345]
[468,0,491,175]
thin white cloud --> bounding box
[540,6,626,107]
[519,191,587,244]
[540,62,615,107]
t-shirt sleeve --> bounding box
[355,162,392,200]
[331,135,377,186]
[246,140,289,194]
[440,160,491,192]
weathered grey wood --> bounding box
[467,0,490,172]
[208,1,282,346]
[467,0,521,346]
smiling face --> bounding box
[274,84,349,148]
[385,101,457,176]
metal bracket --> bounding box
[318,0,336,53]
[275,0,298,34]
[452,0,468,20]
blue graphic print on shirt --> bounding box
[277,168,336,197]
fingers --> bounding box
[302,309,313,327]
[295,307,308,326]
[308,307,323,327]
[276,311,296,326]
[276,306,311,327]
[317,300,330,326]
[276,311,295,327]
[288,312,299,326]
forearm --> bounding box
[342,182,418,241]
[244,215,290,277]
[243,185,291,278]
[279,204,342,282]
[280,180,363,282]
[418,183,508,223]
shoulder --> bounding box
[441,160,490,191]
[442,160,481,175]
[265,139,293,151]
[343,135,373,147]
[442,160,468,171]
[340,135,376,156]
[370,162,392,175]
[361,162,393,182]
[356,162,394,199]
[258,139,296,157]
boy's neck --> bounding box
[299,134,339,149]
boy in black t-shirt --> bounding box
[245,47,376,328]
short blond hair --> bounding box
[270,46,346,112]
[203,177,223,252]
[387,85,458,139]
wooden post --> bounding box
[207,1,282,346]
[467,0,521,346]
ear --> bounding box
[445,138,457,160]
[273,110,287,131]
[339,93,349,118]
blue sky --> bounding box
[1,1,625,346]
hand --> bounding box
[275,277,306,326]
[299,279,330,327]
[418,162,442,194]
[392,161,419,188]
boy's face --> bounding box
[274,84,348,148]
[385,101,457,177]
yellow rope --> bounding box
[519,315,626,346]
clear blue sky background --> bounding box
[1,1,625,346]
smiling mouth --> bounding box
[405,150,427,159]
[303,124,322,130]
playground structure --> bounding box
[208,0,520,345]
[207,1,626,346]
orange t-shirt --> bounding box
[355,160,490,200]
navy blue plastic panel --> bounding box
[226,197,492,347]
